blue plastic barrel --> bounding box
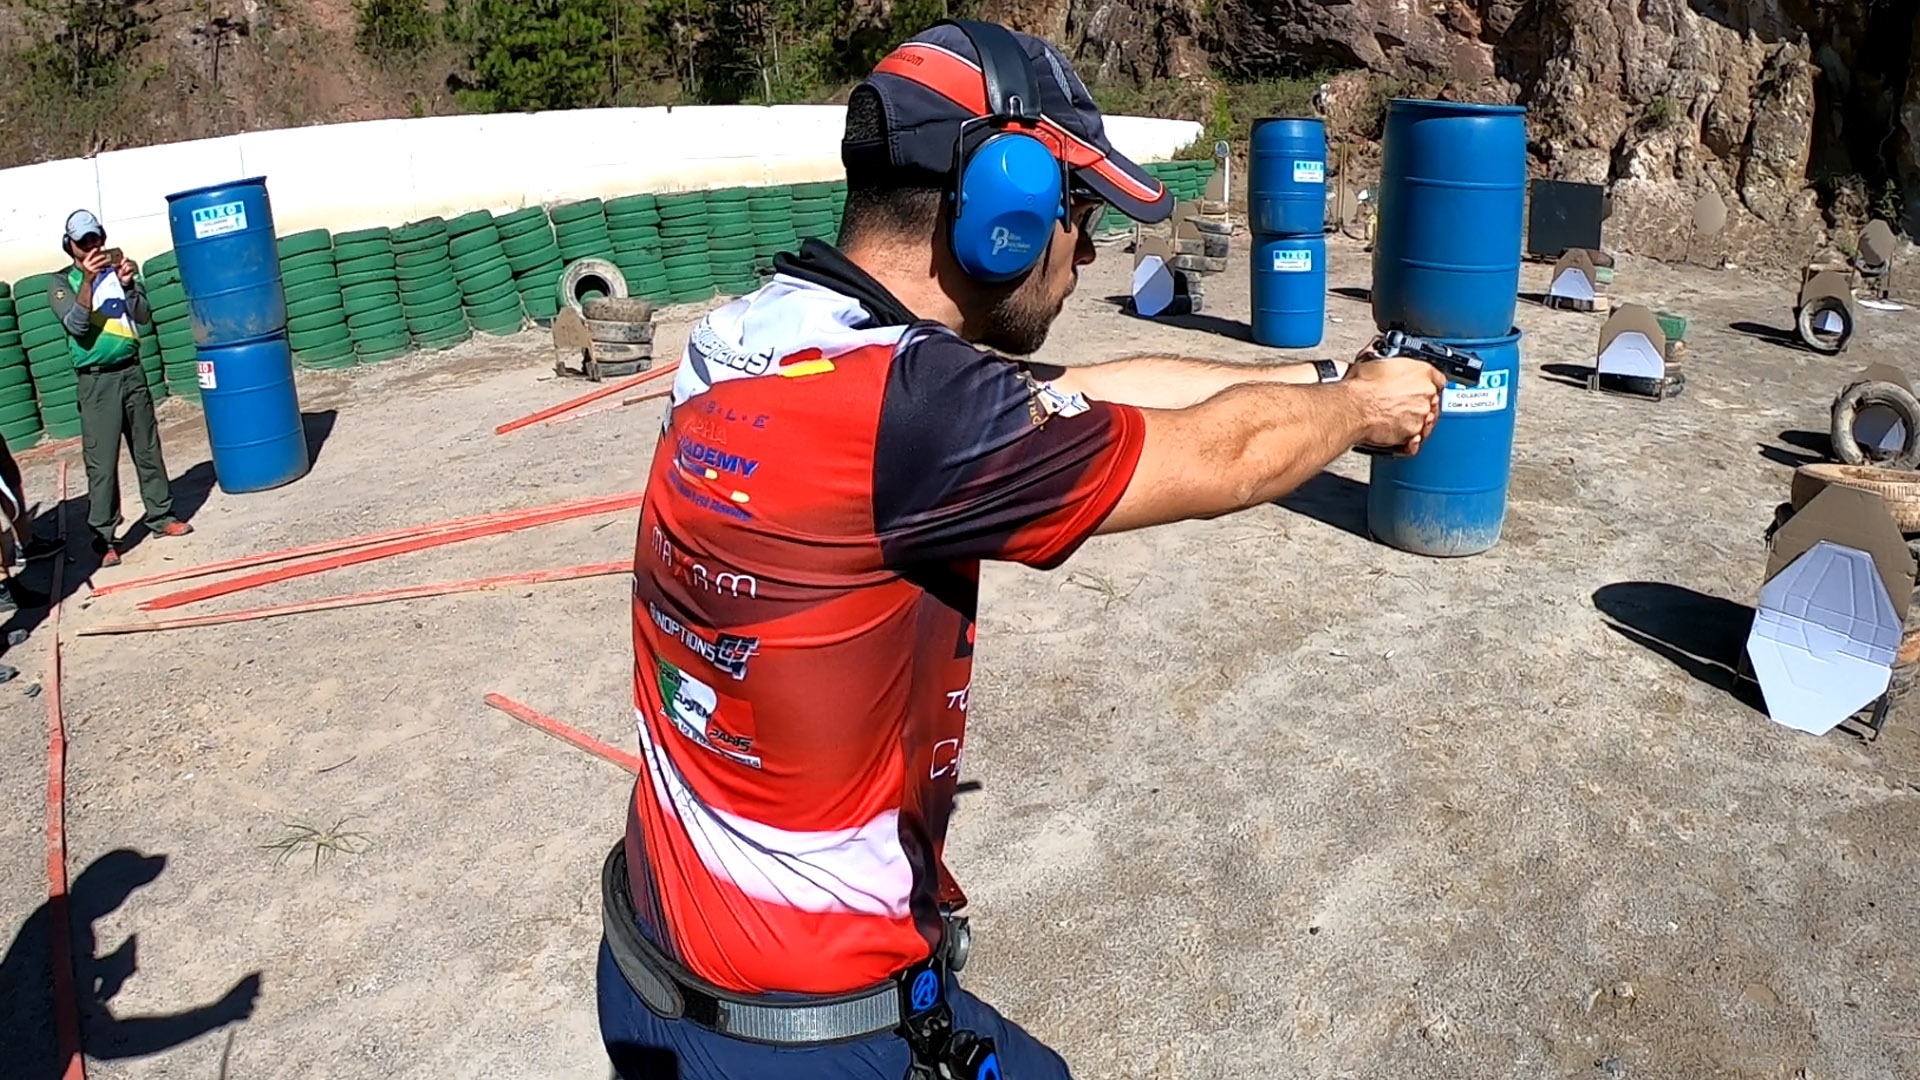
[164,176,287,346]
[1248,118,1327,236]
[1370,100,1528,340]
[1250,234,1326,348]
[1366,328,1521,556]
[194,335,309,493]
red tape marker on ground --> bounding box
[484,694,644,774]
[45,460,88,1080]
[494,361,678,436]
[78,562,630,636]
[93,491,643,599]
[139,493,645,612]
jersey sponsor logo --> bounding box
[689,320,777,377]
[930,738,963,780]
[698,402,772,431]
[667,468,752,521]
[648,601,759,680]
[677,436,761,479]
[650,527,759,599]
[656,655,762,769]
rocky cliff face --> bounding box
[1008,0,1920,264]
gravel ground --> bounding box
[3,229,1920,1080]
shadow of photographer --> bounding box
[0,848,261,1078]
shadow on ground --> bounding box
[1728,320,1807,352]
[0,849,261,1079]
[1540,362,1592,388]
[1276,471,1369,539]
[1758,428,1831,469]
[1592,581,1767,712]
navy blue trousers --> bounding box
[596,938,1074,1079]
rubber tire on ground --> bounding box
[1796,297,1853,354]
[591,342,652,365]
[586,319,654,345]
[1791,463,1920,531]
[558,259,628,316]
[1831,380,1920,470]
[583,296,653,323]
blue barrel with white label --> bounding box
[1370,100,1527,340]
[164,176,286,346]
[1366,328,1520,557]
[1251,234,1326,348]
[1248,118,1327,236]
[193,334,309,493]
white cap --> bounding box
[64,210,105,245]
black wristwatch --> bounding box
[1313,359,1343,383]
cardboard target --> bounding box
[1131,255,1175,317]
[1692,189,1728,236]
[1596,303,1668,379]
[1748,485,1915,734]
[1548,249,1598,304]
[1859,219,1897,271]
[1799,269,1854,309]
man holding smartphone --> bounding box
[48,209,192,568]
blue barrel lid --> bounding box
[164,175,271,204]
[1387,98,1527,115]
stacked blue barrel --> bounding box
[1247,117,1329,348]
[1365,100,1528,557]
[164,177,311,494]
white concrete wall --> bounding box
[0,105,1202,283]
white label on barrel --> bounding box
[197,360,217,390]
[1441,369,1509,413]
[190,201,248,239]
[1271,249,1313,272]
[1293,161,1325,184]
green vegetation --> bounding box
[354,0,438,67]
[425,0,978,112]
[1644,95,1681,130]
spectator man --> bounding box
[48,210,192,567]
[595,20,1445,1080]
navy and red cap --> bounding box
[842,23,1176,224]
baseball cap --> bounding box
[843,22,1175,224]
[64,209,105,245]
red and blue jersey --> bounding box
[625,240,1145,995]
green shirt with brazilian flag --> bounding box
[50,264,143,369]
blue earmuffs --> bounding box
[941,19,1067,283]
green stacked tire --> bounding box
[747,187,799,276]
[0,282,43,453]
[496,207,563,323]
[277,229,355,371]
[703,187,759,297]
[829,180,847,238]
[137,320,167,403]
[550,200,616,268]
[605,194,668,305]
[791,182,840,245]
[333,226,410,364]
[656,192,715,304]
[143,252,201,403]
[446,211,525,337]
[392,217,472,352]
[16,272,83,436]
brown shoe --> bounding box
[153,520,194,538]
